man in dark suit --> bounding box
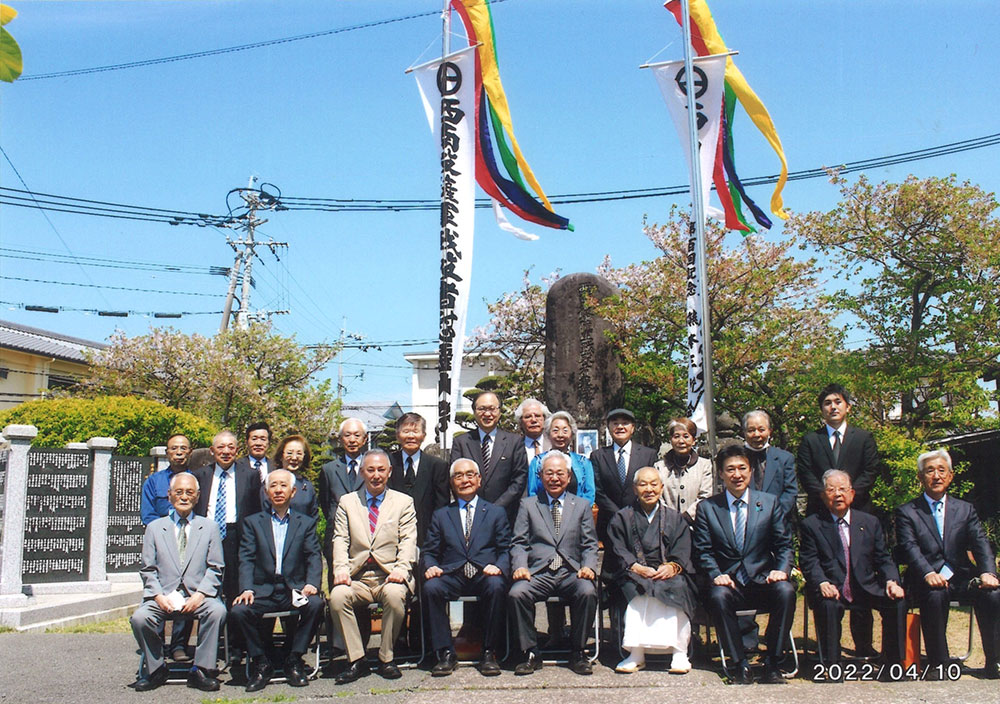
[422,458,510,677]
[694,445,795,685]
[800,470,905,672]
[388,412,450,544]
[234,421,272,484]
[192,431,262,610]
[230,470,325,691]
[130,472,226,692]
[592,408,658,544]
[797,384,879,515]
[742,410,798,520]
[318,417,368,586]
[450,391,527,524]
[508,451,599,676]
[895,450,1000,678]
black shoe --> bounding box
[855,644,880,660]
[759,665,787,684]
[729,662,754,685]
[186,667,221,692]
[478,649,501,676]
[569,651,593,675]
[514,651,542,676]
[821,662,844,683]
[133,665,169,692]
[336,658,370,684]
[245,658,273,692]
[285,657,309,687]
[432,649,458,677]
[377,660,402,680]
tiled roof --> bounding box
[0,319,106,364]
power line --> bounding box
[19,8,446,81]
[0,300,223,318]
[0,246,231,276]
[0,275,221,297]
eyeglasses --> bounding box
[452,470,480,480]
[476,406,500,413]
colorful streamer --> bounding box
[452,0,572,231]
[665,0,788,226]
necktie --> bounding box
[481,433,492,470]
[254,458,262,481]
[549,499,563,571]
[177,517,188,563]
[617,447,627,485]
[733,499,750,585]
[832,430,842,465]
[532,439,540,458]
[368,496,379,536]
[463,503,477,578]
[838,518,853,602]
[404,456,416,489]
[933,500,945,538]
[348,459,358,485]
[214,470,228,539]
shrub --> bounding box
[0,395,216,456]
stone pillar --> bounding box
[150,446,168,472]
[86,437,117,586]
[64,443,88,450]
[544,273,623,433]
[0,425,36,606]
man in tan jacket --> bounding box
[329,449,417,683]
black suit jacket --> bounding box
[261,475,319,520]
[799,508,899,602]
[450,428,527,520]
[238,510,323,598]
[388,451,450,545]
[317,456,364,524]
[797,425,878,514]
[234,455,270,484]
[592,441,659,540]
[421,499,511,576]
[192,463,261,525]
[895,494,997,588]
[693,490,793,582]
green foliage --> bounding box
[0,396,216,456]
[871,424,973,513]
[788,174,1000,435]
[0,5,23,83]
[77,323,340,451]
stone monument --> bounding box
[544,273,623,433]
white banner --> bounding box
[413,46,477,448]
[649,54,727,435]
[649,53,728,222]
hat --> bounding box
[606,408,636,422]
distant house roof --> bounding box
[0,319,106,364]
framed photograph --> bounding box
[577,429,599,458]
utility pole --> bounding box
[219,177,289,332]
[337,316,346,403]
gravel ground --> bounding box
[2,632,999,704]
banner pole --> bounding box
[680,0,719,462]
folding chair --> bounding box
[137,611,229,683]
[243,609,322,683]
[451,594,510,665]
[538,594,601,665]
[708,608,798,678]
[363,589,425,668]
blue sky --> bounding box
[2,0,998,412]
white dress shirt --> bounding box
[206,464,237,523]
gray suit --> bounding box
[508,492,599,652]
[130,514,227,673]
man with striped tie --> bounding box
[329,449,417,683]
[192,431,261,614]
[422,458,511,677]
[450,391,528,525]
[693,445,795,685]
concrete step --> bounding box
[0,582,143,631]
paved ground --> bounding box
[2,632,999,704]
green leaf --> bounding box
[0,5,16,27]
[0,26,22,82]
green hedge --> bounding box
[0,395,216,456]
